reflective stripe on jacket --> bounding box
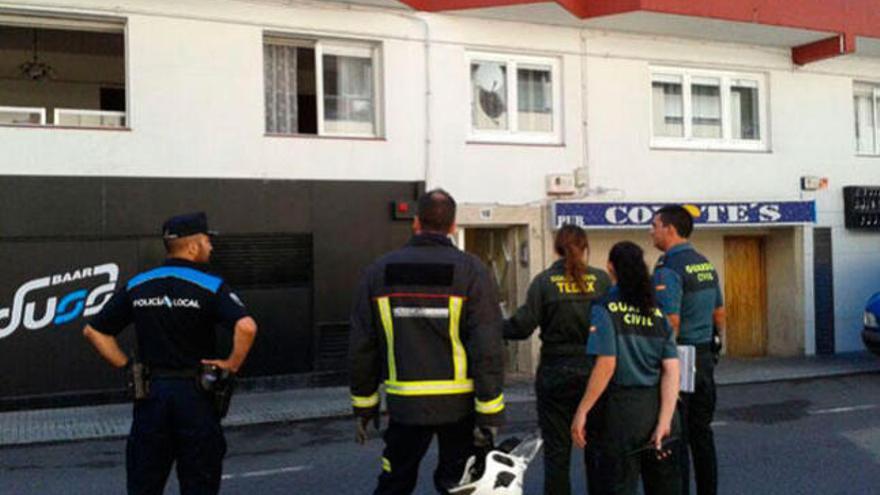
[349,233,505,426]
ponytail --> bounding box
[608,241,655,315]
[554,224,590,293]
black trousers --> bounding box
[127,378,226,495]
[536,359,604,495]
[374,416,475,495]
[598,386,681,495]
[678,346,718,495]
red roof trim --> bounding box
[401,0,880,41]
[792,34,856,65]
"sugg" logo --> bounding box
[0,263,119,340]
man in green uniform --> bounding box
[505,225,611,494]
[650,205,725,495]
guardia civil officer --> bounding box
[82,212,258,495]
[571,241,681,495]
[504,224,610,495]
[650,205,725,495]
[349,189,505,495]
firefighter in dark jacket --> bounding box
[349,189,506,495]
[504,224,611,495]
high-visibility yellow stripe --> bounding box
[382,457,392,473]
[475,394,505,414]
[377,297,396,382]
[448,296,467,381]
[351,393,379,408]
[385,379,474,396]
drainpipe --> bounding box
[578,26,590,194]
[573,26,621,199]
[392,11,433,190]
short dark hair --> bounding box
[163,236,189,254]
[655,205,694,238]
[417,189,457,232]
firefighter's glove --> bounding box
[473,426,498,450]
[355,411,380,445]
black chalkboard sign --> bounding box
[844,186,880,230]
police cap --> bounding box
[162,212,217,240]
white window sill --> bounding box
[0,123,131,132]
[468,132,563,147]
[265,132,385,141]
[855,152,880,158]
[650,138,769,153]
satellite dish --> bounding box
[473,62,506,121]
[474,62,504,92]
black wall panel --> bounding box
[0,176,419,403]
[813,227,835,355]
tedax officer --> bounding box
[650,205,726,495]
[571,241,681,495]
[504,224,611,495]
[349,189,506,495]
[83,212,258,495]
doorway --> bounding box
[463,228,519,317]
[723,236,768,357]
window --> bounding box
[650,67,767,150]
[854,82,880,155]
[467,52,561,144]
[0,15,126,129]
[264,36,380,137]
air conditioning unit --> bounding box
[546,173,577,196]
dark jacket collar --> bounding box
[407,232,454,248]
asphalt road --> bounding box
[2,374,880,494]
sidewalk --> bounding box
[1,352,878,447]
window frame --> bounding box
[854,82,880,156]
[263,34,383,139]
[650,66,768,152]
[0,14,128,130]
[465,51,563,145]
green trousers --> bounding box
[535,359,605,495]
[598,386,681,495]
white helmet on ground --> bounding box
[448,433,543,495]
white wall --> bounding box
[1,0,879,352]
[0,0,426,181]
[582,32,880,353]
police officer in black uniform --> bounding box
[571,241,681,495]
[349,189,505,495]
[83,212,258,495]
[650,205,725,495]
[504,224,611,495]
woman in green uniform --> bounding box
[504,224,611,495]
[571,241,681,495]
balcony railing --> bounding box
[0,106,45,125]
[0,106,126,128]
[54,108,126,128]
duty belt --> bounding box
[540,344,588,358]
[151,367,200,379]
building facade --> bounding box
[1,0,878,404]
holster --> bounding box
[127,362,151,401]
[197,364,236,419]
